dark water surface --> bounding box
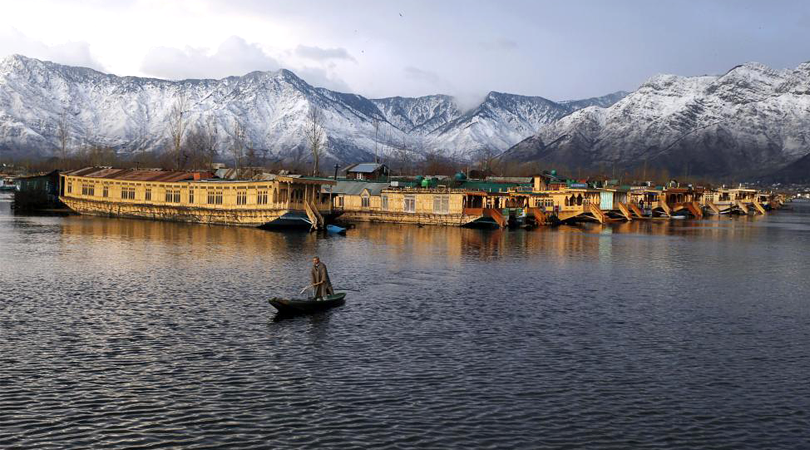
[2,192,809,449]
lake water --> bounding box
[2,192,809,449]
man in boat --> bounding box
[310,256,334,300]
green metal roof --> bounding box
[460,180,529,193]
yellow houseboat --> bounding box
[326,179,518,228]
[60,167,334,229]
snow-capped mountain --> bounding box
[0,54,625,163]
[501,62,810,178]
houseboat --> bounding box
[59,167,334,229]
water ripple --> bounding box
[1,195,810,448]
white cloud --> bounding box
[0,26,104,71]
[139,35,353,92]
[404,66,449,90]
[141,36,280,80]
[295,66,352,92]
[295,45,356,63]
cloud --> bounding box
[295,45,356,63]
[0,26,104,71]
[479,37,519,51]
[141,36,280,80]
[139,35,353,92]
[295,66,352,92]
[404,66,448,88]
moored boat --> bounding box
[326,224,347,234]
[268,293,346,314]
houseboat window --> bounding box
[121,187,135,200]
[81,184,95,196]
[433,195,450,214]
[145,188,152,201]
[207,190,223,205]
[272,189,278,203]
[258,190,268,205]
[336,196,344,207]
[404,195,416,213]
[189,189,194,204]
[237,190,248,205]
[103,186,109,197]
[381,195,389,211]
[361,192,370,208]
[67,182,72,193]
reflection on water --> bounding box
[2,193,810,449]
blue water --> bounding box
[1,193,809,449]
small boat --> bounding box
[268,293,346,314]
[670,214,687,220]
[326,224,347,235]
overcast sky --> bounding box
[2,0,810,104]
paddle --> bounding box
[299,284,315,295]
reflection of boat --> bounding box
[268,293,346,314]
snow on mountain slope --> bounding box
[502,62,810,178]
[0,54,625,163]
[430,92,580,156]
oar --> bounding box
[300,285,314,295]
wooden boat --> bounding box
[326,224,347,234]
[268,293,346,314]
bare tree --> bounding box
[57,110,70,162]
[475,148,500,175]
[304,105,326,176]
[167,96,189,169]
[184,117,219,170]
[230,118,247,173]
[200,116,219,169]
[393,135,412,175]
[372,116,381,163]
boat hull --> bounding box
[268,293,346,314]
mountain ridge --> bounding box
[501,61,810,179]
[0,54,626,164]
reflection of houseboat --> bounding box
[60,167,334,229]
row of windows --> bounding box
[69,182,278,206]
[356,194,448,214]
